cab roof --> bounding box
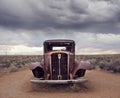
[44,39,75,46]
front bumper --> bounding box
[30,78,88,84]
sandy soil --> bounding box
[0,69,120,98]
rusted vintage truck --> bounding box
[29,39,91,84]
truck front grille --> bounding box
[51,53,69,80]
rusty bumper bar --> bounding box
[30,78,88,84]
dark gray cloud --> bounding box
[0,0,120,33]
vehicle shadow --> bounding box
[28,81,94,93]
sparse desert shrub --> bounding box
[110,62,120,73]
[9,65,18,72]
[0,62,10,68]
[0,54,120,74]
[97,60,104,69]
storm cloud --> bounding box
[0,0,120,32]
[0,0,120,55]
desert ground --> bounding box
[0,68,120,98]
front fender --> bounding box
[29,62,44,78]
[78,61,91,70]
[29,62,42,70]
[72,61,91,77]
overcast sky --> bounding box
[0,0,120,55]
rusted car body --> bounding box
[29,40,91,84]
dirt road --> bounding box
[0,69,120,98]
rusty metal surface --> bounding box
[43,39,75,80]
[29,39,91,82]
[44,39,75,53]
[30,78,88,84]
[29,62,42,70]
[72,61,91,76]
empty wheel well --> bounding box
[32,67,44,78]
[75,69,86,77]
